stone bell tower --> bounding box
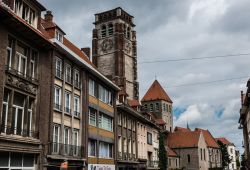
[92,7,139,101]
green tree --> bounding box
[217,140,231,168]
[158,132,167,170]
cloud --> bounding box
[39,0,249,154]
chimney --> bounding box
[44,11,53,22]
[81,47,91,59]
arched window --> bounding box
[187,154,191,163]
[127,27,131,39]
[108,23,113,36]
[101,25,107,38]
[150,103,153,112]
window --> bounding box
[30,51,37,78]
[64,91,71,114]
[123,138,127,153]
[53,124,60,153]
[163,103,166,111]
[118,136,122,152]
[204,149,206,161]
[144,104,148,111]
[150,104,153,112]
[89,108,97,126]
[128,139,131,154]
[123,115,127,128]
[99,85,112,105]
[16,50,27,76]
[73,129,79,156]
[14,0,22,15]
[101,25,107,38]
[99,142,113,158]
[200,148,203,160]
[88,140,96,157]
[74,69,80,88]
[118,113,122,125]
[65,64,72,83]
[55,57,62,78]
[74,96,80,117]
[169,105,172,113]
[99,113,113,131]
[127,27,131,39]
[155,103,159,111]
[54,86,61,110]
[64,127,70,155]
[28,99,34,137]
[89,79,96,96]
[6,38,13,67]
[147,132,152,145]
[127,118,131,129]
[12,93,25,136]
[187,154,191,163]
[22,3,29,21]
[56,30,63,42]
[108,23,114,35]
[1,90,9,133]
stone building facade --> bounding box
[0,1,54,169]
[92,7,139,101]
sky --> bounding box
[40,0,250,153]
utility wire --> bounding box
[139,53,250,64]
[165,75,249,88]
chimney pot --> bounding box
[45,10,53,22]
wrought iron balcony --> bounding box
[0,125,38,138]
[5,66,38,83]
[50,142,83,157]
[73,111,80,118]
[54,103,62,111]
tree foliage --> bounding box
[217,140,231,168]
[158,132,167,170]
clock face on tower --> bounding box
[101,39,113,53]
[124,40,132,54]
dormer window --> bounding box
[14,0,37,27]
[56,30,63,42]
[101,25,107,38]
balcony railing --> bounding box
[73,111,80,118]
[54,103,62,111]
[147,161,159,167]
[0,125,38,138]
[5,66,38,83]
[64,107,71,114]
[50,142,83,157]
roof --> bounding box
[128,99,141,107]
[141,80,172,103]
[215,137,235,146]
[168,147,178,157]
[174,126,191,132]
[195,128,219,148]
[155,119,166,125]
[168,131,201,148]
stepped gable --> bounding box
[141,80,172,103]
[195,128,219,148]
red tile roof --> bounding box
[155,119,166,125]
[168,131,201,148]
[141,80,172,103]
[168,147,178,157]
[174,126,191,132]
[195,128,219,148]
[128,99,141,107]
[215,137,234,146]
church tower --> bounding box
[92,7,139,101]
[141,80,173,132]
